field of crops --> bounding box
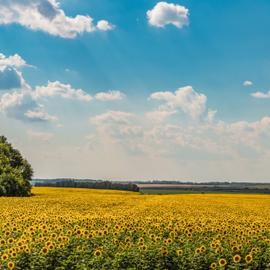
[1,188,270,269]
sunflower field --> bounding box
[1,188,270,269]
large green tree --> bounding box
[0,136,33,196]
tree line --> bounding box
[35,180,140,192]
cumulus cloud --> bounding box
[0,53,30,90]
[35,81,92,101]
[0,0,114,38]
[90,110,134,126]
[0,90,25,111]
[89,108,270,159]
[0,53,131,124]
[0,53,95,122]
[0,53,28,69]
[147,2,189,28]
[25,106,58,122]
[0,89,37,120]
[251,91,270,99]
[87,87,270,159]
[94,90,125,101]
[0,79,93,122]
[145,109,176,123]
[150,86,207,119]
[90,110,144,154]
[96,20,115,31]
[0,87,57,123]
[243,80,253,87]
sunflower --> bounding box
[1,253,9,261]
[7,261,15,270]
[140,245,147,251]
[210,262,217,269]
[233,254,241,263]
[8,238,14,244]
[0,239,6,245]
[139,237,144,243]
[41,247,48,254]
[11,251,17,258]
[245,254,253,264]
[176,249,183,256]
[218,258,227,267]
[94,249,102,257]
[46,241,52,247]
[232,245,239,252]
[200,245,206,253]
[155,236,161,241]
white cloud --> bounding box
[0,81,94,122]
[0,0,114,39]
[27,129,54,141]
[251,91,270,99]
[91,110,134,126]
[96,20,115,31]
[95,90,125,101]
[0,90,25,111]
[90,110,144,154]
[25,106,58,122]
[145,109,176,123]
[0,53,127,124]
[0,53,28,70]
[0,88,57,123]
[147,2,189,28]
[0,53,31,90]
[207,110,217,123]
[150,86,207,119]
[89,107,270,160]
[35,81,92,101]
[0,54,92,122]
[87,88,270,161]
[243,80,253,87]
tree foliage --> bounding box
[36,180,140,192]
[0,136,33,196]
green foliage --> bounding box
[36,180,140,192]
[0,136,33,196]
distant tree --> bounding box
[0,136,33,196]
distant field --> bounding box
[138,184,206,189]
[140,189,204,194]
[1,187,270,269]
[138,183,270,194]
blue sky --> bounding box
[0,0,270,181]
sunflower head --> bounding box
[245,254,253,264]
[218,258,227,267]
[233,254,241,263]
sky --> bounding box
[1,0,270,181]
